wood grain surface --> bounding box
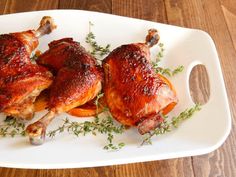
[0,0,235,176]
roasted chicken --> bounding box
[103,29,178,134]
[26,38,103,145]
[0,16,56,120]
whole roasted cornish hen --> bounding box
[103,29,178,134]
[0,16,56,120]
[26,38,103,145]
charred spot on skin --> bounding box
[0,88,6,95]
[123,94,132,103]
[131,76,136,81]
[5,115,14,122]
[82,63,91,70]
[143,85,148,92]
[124,109,132,117]
[4,76,15,84]
[143,85,152,96]
[0,34,27,65]
[32,128,38,134]
[139,56,148,65]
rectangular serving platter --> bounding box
[0,10,231,169]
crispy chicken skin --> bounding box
[37,38,97,73]
[26,38,103,145]
[37,38,103,112]
[103,29,178,134]
[0,16,56,119]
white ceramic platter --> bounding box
[0,10,231,169]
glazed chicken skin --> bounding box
[0,16,56,119]
[26,38,103,145]
[103,29,178,134]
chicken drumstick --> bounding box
[0,16,56,119]
[26,38,103,145]
[103,29,178,134]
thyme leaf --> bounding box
[156,42,165,63]
[47,115,125,150]
[154,65,184,77]
[86,21,111,57]
[141,104,201,145]
[0,116,26,137]
[48,93,126,151]
[94,92,104,115]
[152,42,184,77]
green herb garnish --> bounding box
[30,50,41,61]
[30,53,38,61]
[86,21,111,57]
[94,92,104,115]
[141,104,201,145]
[47,115,125,151]
[48,93,125,151]
[0,37,200,151]
[156,42,165,63]
[154,65,184,77]
[152,42,184,77]
[0,116,26,137]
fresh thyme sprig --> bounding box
[0,116,26,137]
[30,53,38,61]
[152,42,184,77]
[141,104,201,145]
[48,93,126,151]
[156,43,165,63]
[47,115,125,150]
[0,35,199,151]
[0,94,125,150]
[154,65,184,77]
[103,133,125,150]
[95,93,125,150]
[94,92,104,114]
[86,21,111,57]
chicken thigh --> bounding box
[0,16,56,119]
[26,38,103,144]
[103,29,178,134]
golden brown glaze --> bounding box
[37,38,103,112]
[0,16,55,119]
[103,30,178,134]
[26,38,103,144]
[37,38,97,73]
[11,30,39,55]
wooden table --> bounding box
[0,0,235,176]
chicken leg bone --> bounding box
[26,111,55,145]
[145,29,160,48]
[35,16,57,38]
